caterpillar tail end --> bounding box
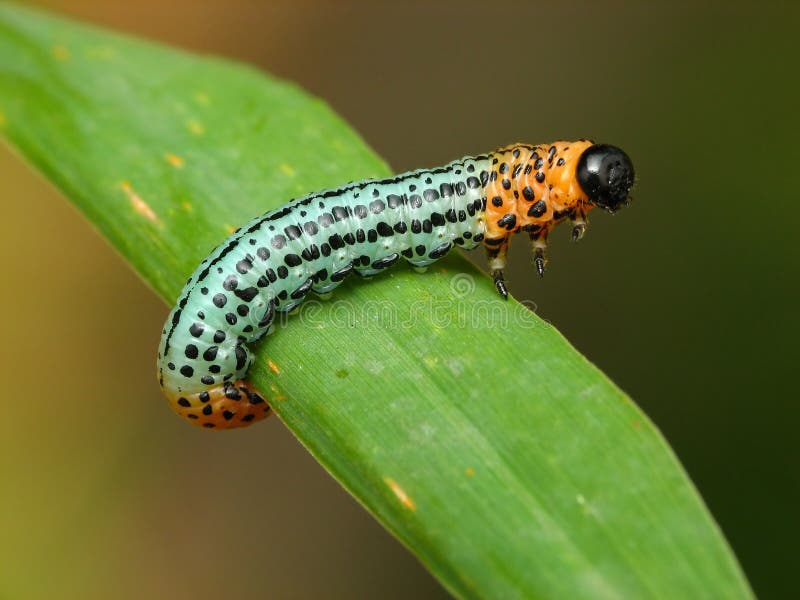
[167,380,272,430]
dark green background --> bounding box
[1,1,797,598]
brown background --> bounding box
[1,1,798,598]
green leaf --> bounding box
[0,4,752,598]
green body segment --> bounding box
[158,155,492,425]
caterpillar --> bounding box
[158,141,635,429]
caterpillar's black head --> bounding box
[576,144,635,214]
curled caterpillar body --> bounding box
[158,141,634,429]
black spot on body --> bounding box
[498,214,517,230]
[285,253,302,267]
[329,234,345,249]
[236,259,252,274]
[429,242,451,259]
[423,189,440,202]
[284,225,302,240]
[523,186,535,201]
[223,275,238,291]
[235,345,247,370]
[331,263,353,282]
[372,253,399,269]
[528,200,547,217]
[301,245,320,261]
[291,278,313,300]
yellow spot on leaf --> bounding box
[465,468,475,477]
[267,359,281,374]
[274,395,286,402]
[85,45,117,61]
[385,477,416,511]
[181,201,193,212]
[187,119,205,135]
[165,153,185,168]
[194,92,210,105]
[269,385,279,393]
[120,181,159,224]
[279,163,296,177]
[224,224,236,234]
[52,44,70,61]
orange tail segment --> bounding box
[165,380,271,429]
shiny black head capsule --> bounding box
[576,144,635,213]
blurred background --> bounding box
[1,1,798,598]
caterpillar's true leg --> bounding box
[529,232,548,277]
[485,238,510,299]
[570,209,588,242]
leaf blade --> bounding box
[0,4,752,599]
